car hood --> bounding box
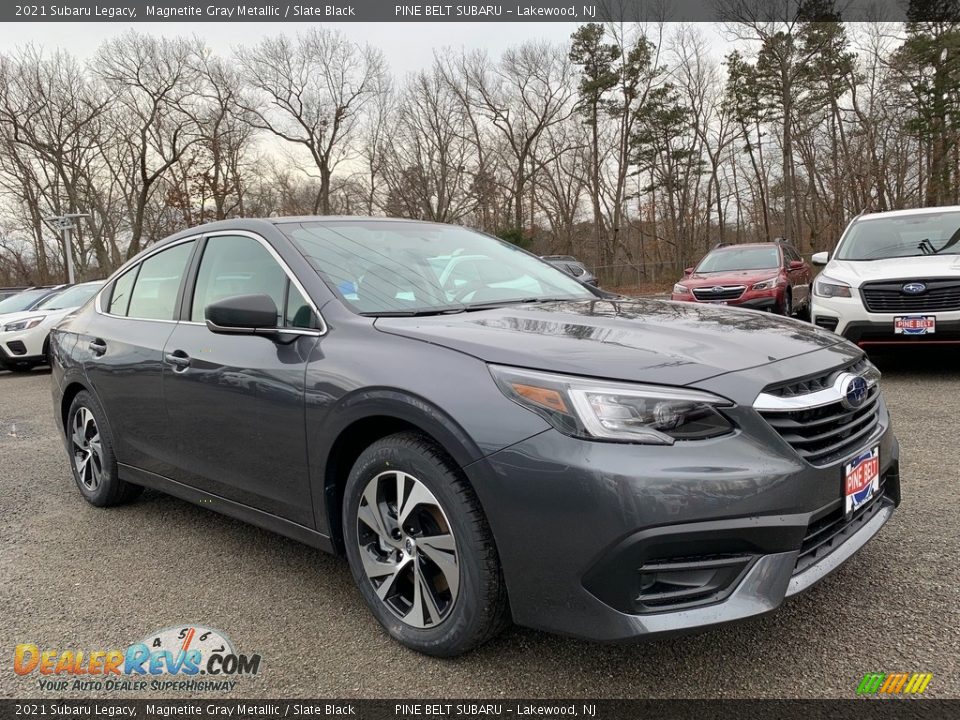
[823,255,960,287]
[0,306,73,329]
[374,298,846,386]
[683,269,780,286]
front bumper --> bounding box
[467,410,899,642]
[812,294,960,344]
[672,288,781,311]
[0,327,46,366]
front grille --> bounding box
[692,285,746,301]
[765,357,868,398]
[794,477,889,575]
[759,384,881,465]
[861,278,960,313]
[6,340,27,356]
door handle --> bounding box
[88,338,107,356]
[163,350,191,370]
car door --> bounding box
[82,238,199,478]
[161,232,322,527]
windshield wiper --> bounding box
[463,297,574,312]
[360,306,465,317]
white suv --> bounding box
[0,281,103,372]
[811,206,960,347]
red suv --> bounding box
[671,242,811,317]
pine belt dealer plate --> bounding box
[894,315,935,335]
[844,446,880,516]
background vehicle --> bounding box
[0,285,68,318]
[671,241,811,317]
[0,286,31,302]
[51,218,898,657]
[541,255,598,287]
[0,281,103,372]
[812,206,960,346]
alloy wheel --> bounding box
[72,407,103,491]
[355,470,460,628]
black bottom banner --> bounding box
[2,700,959,720]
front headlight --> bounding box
[672,283,688,294]
[3,316,45,333]
[814,275,853,298]
[489,365,734,445]
[751,276,782,291]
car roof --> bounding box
[710,243,783,251]
[154,216,452,247]
[856,205,960,221]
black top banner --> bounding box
[4,0,959,23]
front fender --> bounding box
[310,387,486,548]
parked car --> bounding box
[0,285,68,318]
[50,218,899,656]
[0,281,104,372]
[0,286,31,302]
[811,205,960,346]
[671,241,812,317]
[541,255,598,286]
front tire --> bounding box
[67,391,142,507]
[342,432,509,656]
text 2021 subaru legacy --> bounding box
[51,218,900,656]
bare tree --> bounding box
[460,42,576,237]
[237,29,387,215]
[94,32,202,257]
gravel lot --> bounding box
[1,352,958,699]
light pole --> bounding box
[44,213,89,285]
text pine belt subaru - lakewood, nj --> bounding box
[50,217,900,656]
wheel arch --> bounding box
[318,390,485,555]
[60,380,91,435]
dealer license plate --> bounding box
[844,447,879,516]
[894,315,935,335]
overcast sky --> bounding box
[2,22,727,73]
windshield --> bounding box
[0,289,51,314]
[35,282,103,310]
[696,246,780,273]
[280,220,594,315]
[837,211,960,261]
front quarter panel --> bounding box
[303,309,550,542]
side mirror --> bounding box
[205,294,279,336]
[789,260,806,270]
[811,252,829,266]
[683,267,694,276]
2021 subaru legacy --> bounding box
[51,218,900,656]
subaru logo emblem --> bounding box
[840,374,869,410]
[711,286,725,293]
[902,282,926,295]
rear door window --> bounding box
[108,267,138,316]
[126,241,196,321]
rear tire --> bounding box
[796,287,812,321]
[342,432,509,656]
[66,391,143,507]
[778,290,793,317]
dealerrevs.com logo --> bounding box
[14,625,261,693]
